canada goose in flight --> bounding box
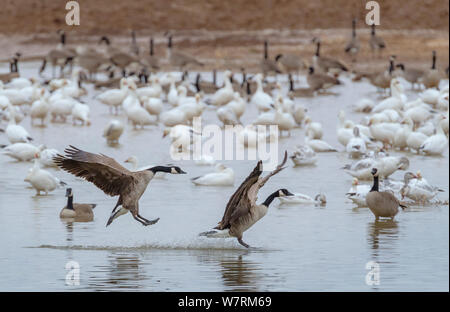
[369,24,386,58]
[167,35,204,74]
[200,152,292,248]
[60,188,97,222]
[422,51,442,89]
[53,146,186,226]
[39,30,77,78]
[306,67,341,92]
[366,168,406,220]
[260,41,281,77]
[312,38,348,73]
[344,19,360,62]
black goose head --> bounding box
[308,66,315,74]
[275,54,283,62]
[65,188,73,197]
[396,63,405,71]
[149,166,186,174]
[168,36,173,48]
[371,168,379,177]
[99,36,111,45]
[277,189,294,197]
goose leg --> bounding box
[137,214,160,226]
[237,237,250,248]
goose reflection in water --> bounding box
[87,253,146,290]
[367,220,399,258]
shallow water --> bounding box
[0,63,448,291]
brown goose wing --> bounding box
[252,151,288,199]
[215,160,263,230]
[53,145,134,197]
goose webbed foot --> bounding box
[135,214,160,226]
[237,237,250,248]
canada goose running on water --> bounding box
[53,146,186,226]
[366,168,407,220]
[60,188,97,222]
[200,151,293,248]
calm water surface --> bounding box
[0,63,448,291]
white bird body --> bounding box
[30,93,50,125]
[291,145,317,166]
[251,74,273,112]
[346,127,367,157]
[143,97,163,116]
[71,103,91,125]
[278,193,326,205]
[191,164,234,186]
[24,159,64,195]
[209,71,234,106]
[419,118,448,155]
[2,143,43,161]
[344,156,409,180]
[306,137,336,152]
[161,107,187,127]
[103,119,124,144]
[5,111,32,143]
[38,148,59,167]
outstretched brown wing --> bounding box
[215,151,288,230]
[215,160,263,230]
[53,145,134,197]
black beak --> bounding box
[179,170,187,174]
[286,191,295,196]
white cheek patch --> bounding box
[171,168,177,174]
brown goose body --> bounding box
[345,20,360,61]
[275,54,304,74]
[422,51,442,89]
[53,146,186,226]
[312,38,348,73]
[307,67,340,91]
[369,24,386,55]
[210,151,291,248]
[366,168,406,220]
[396,64,424,87]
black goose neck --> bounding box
[315,41,320,56]
[370,176,379,192]
[432,53,436,69]
[67,196,74,210]
[150,166,171,174]
[262,191,279,207]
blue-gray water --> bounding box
[0,63,448,291]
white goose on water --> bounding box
[24,157,66,195]
[191,163,235,186]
